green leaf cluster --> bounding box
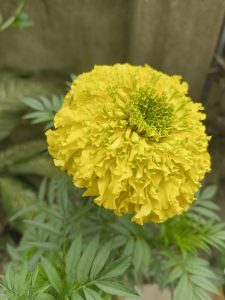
[1,235,138,299]
[23,95,63,130]
[1,181,224,300]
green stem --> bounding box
[0,0,27,32]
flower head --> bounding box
[46,64,210,224]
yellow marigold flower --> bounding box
[46,64,211,224]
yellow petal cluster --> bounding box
[46,64,210,224]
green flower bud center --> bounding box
[127,88,173,141]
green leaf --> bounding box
[5,264,14,291]
[27,242,59,251]
[71,291,84,300]
[185,257,208,268]
[14,263,27,291]
[133,238,144,272]
[194,287,213,300]
[122,238,134,257]
[109,223,130,236]
[22,95,62,127]
[40,96,52,110]
[52,95,62,108]
[119,217,142,236]
[171,256,220,300]
[166,266,182,284]
[24,220,61,236]
[141,239,151,272]
[35,293,55,300]
[100,256,131,279]
[22,97,45,111]
[9,204,38,222]
[198,200,220,211]
[95,280,138,298]
[66,235,82,286]
[77,235,100,284]
[174,275,190,300]
[191,206,220,220]
[38,178,48,202]
[191,275,219,295]
[41,257,62,294]
[200,186,217,200]
[42,208,63,220]
[111,235,127,250]
[186,265,217,280]
[90,240,112,280]
[83,287,103,300]
[24,111,50,120]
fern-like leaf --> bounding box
[23,95,63,129]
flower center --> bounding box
[126,88,173,141]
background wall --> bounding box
[0,0,225,100]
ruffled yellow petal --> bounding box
[46,64,211,224]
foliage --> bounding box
[169,256,219,300]
[1,237,138,300]
[1,175,225,299]
[0,74,62,141]
[23,95,63,130]
[0,75,63,299]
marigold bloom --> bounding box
[46,64,210,224]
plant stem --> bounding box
[0,0,27,32]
